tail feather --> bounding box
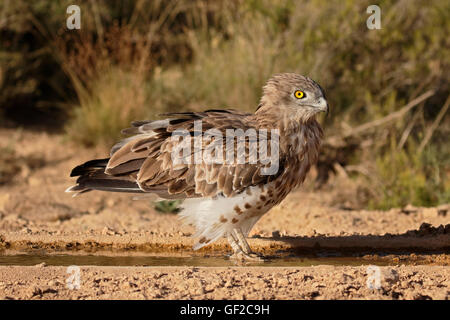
[67,158,144,196]
[70,158,109,177]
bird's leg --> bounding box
[227,228,264,262]
[234,228,264,261]
[232,228,252,255]
[227,233,244,256]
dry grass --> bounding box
[57,24,153,147]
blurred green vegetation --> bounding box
[1,0,449,209]
[154,200,182,214]
[369,141,450,210]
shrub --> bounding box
[369,142,450,210]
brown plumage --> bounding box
[67,73,329,260]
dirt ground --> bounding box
[0,265,448,300]
[0,128,449,300]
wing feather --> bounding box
[102,110,284,199]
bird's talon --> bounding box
[229,251,264,263]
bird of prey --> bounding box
[67,73,328,261]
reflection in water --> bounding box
[0,252,419,267]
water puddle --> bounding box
[0,250,439,267]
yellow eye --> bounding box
[294,90,305,99]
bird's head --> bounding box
[258,73,329,122]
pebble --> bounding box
[401,204,418,214]
[27,286,42,298]
[382,268,400,285]
[0,193,10,211]
[21,227,32,234]
[437,204,448,217]
[101,226,117,236]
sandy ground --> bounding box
[0,128,449,300]
[0,265,449,300]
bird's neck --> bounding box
[255,104,320,135]
[255,108,322,168]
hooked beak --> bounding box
[315,97,329,117]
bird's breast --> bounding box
[279,121,323,192]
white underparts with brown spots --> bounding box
[179,183,276,250]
